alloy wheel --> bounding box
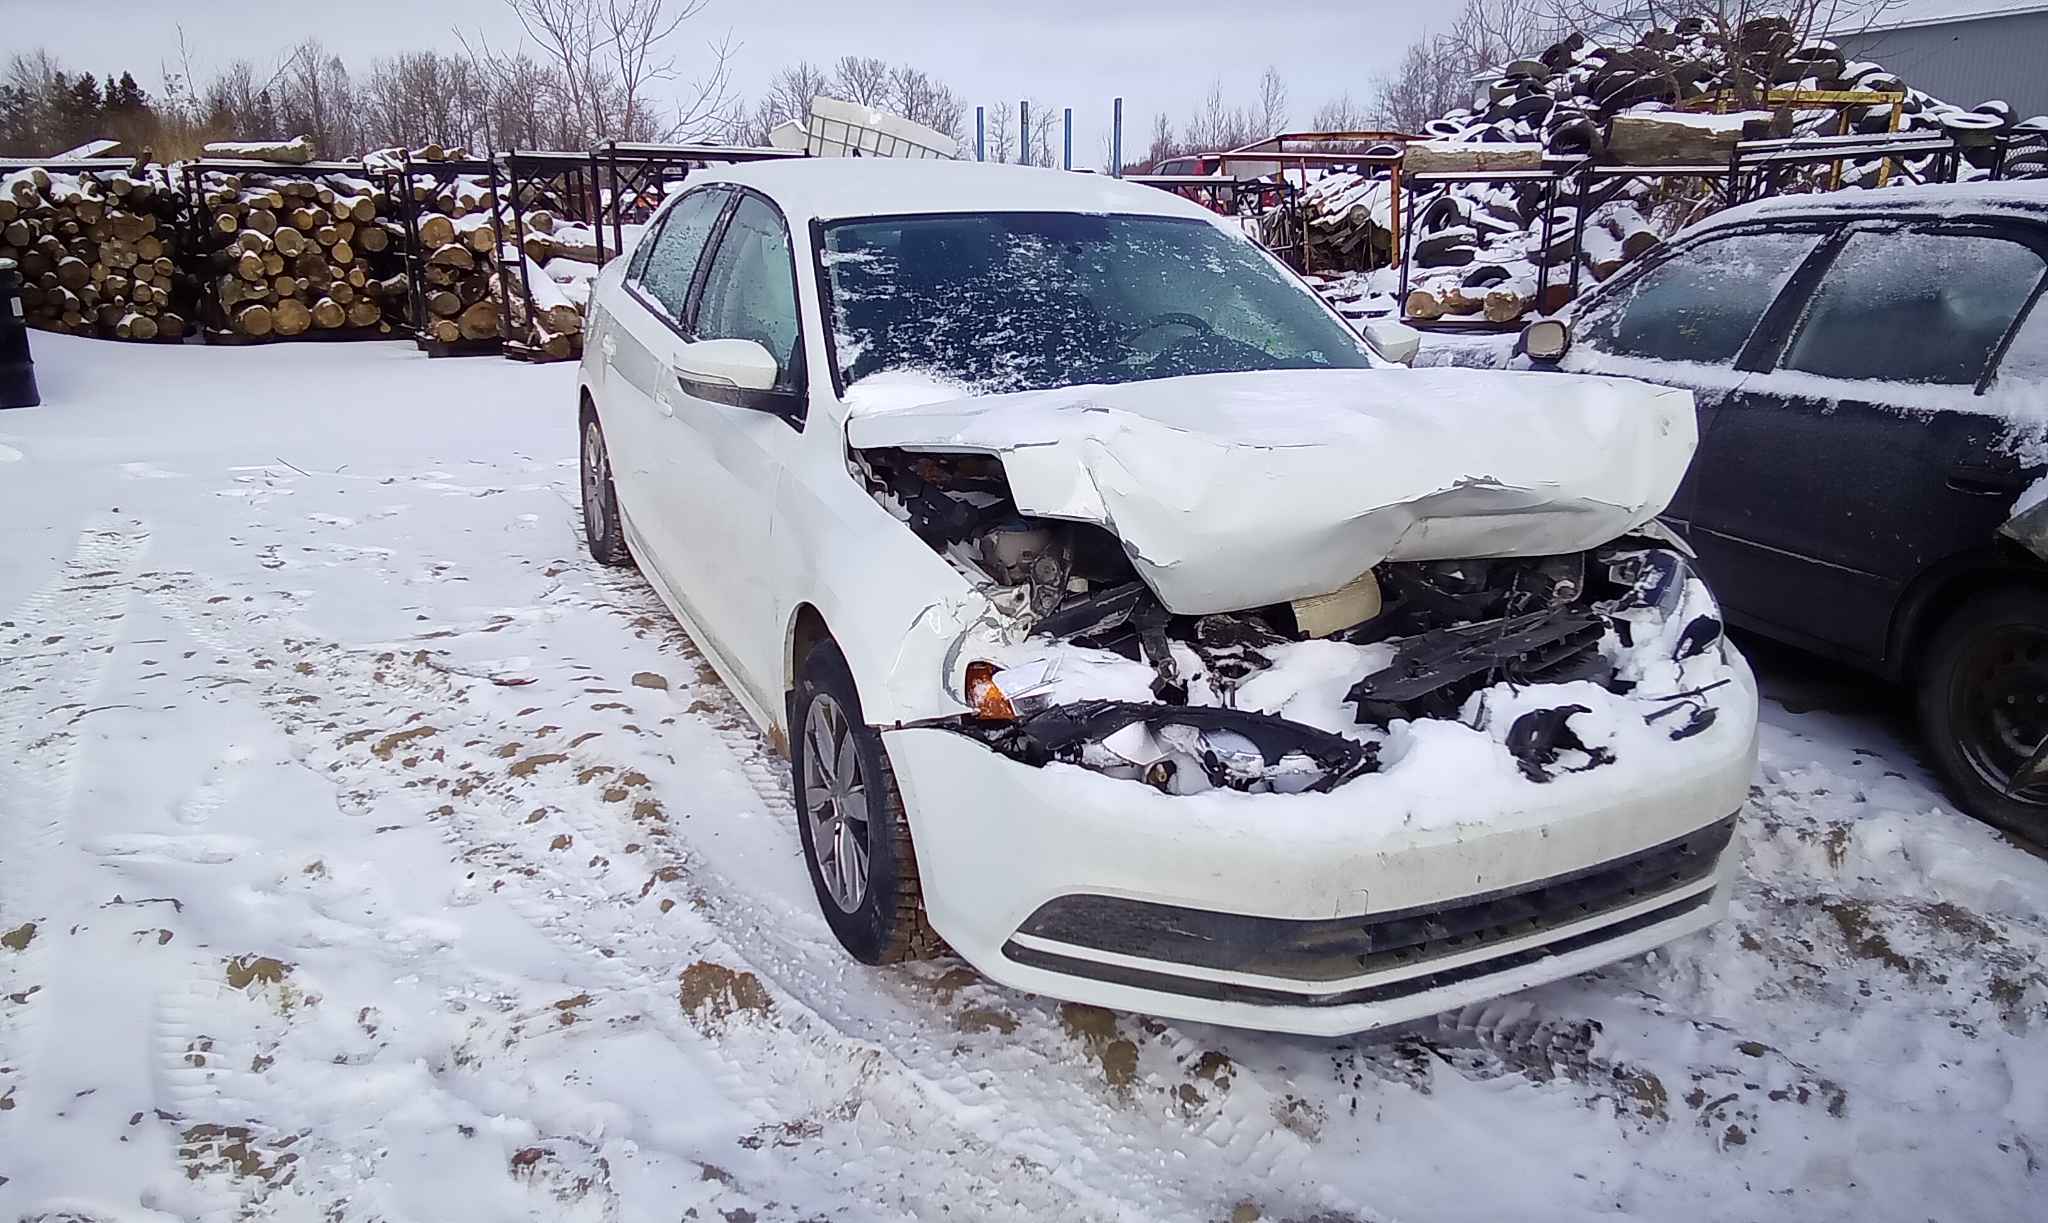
[581,420,609,540]
[803,693,872,912]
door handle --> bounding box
[1947,463,2028,496]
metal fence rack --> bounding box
[0,156,194,344]
[179,157,401,345]
[592,141,803,262]
[1396,162,1587,329]
[497,150,604,361]
[395,152,507,357]
[1223,145,1407,277]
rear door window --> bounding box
[633,187,730,324]
[1779,230,2046,386]
[1576,229,1828,365]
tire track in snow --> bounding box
[0,521,153,919]
[0,522,154,1194]
[141,567,1138,1223]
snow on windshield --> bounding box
[821,212,1370,396]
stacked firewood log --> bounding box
[382,147,505,347]
[0,165,189,341]
[195,168,408,339]
[504,207,597,359]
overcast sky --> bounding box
[0,0,1442,162]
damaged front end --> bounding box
[860,444,1735,798]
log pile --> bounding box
[0,165,190,341]
[1281,14,2045,321]
[388,148,505,348]
[505,208,599,359]
[194,167,408,340]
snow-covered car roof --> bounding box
[1685,179,2048,239]
[672,157,1226,225]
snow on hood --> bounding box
[846,367,1697,614]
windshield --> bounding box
[820,211,1371,396]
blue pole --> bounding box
[1019,100,1030,165]
[976,107,985,161]
[1063,107,1073,170]
[1112,97,1123,176]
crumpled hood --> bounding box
[846,367,1697,615]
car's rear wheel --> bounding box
[579,408,633,568]
[1919,587,2048,846]
[790,640,942,964]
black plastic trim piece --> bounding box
[1002,886,1718,1008]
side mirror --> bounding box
[1361,318,1422,367]
[674,338,779,393]
[1521,318,1571,362]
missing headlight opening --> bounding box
[858,447,1733,796]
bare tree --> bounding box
[1311,93,1372,132]
[277,40,360,156]
[889,65,964,138]
[743,59,831,145]
[831,55,893,107]
[1145,111,1175,165]
[1185,78,1257,152]
[1371,36,1475,132]
[474,0,736,145]
[1256,65,1289,138]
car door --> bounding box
[645,190,809,701]
[604,186,733,581]
[1686,222,2048,665]
[1566,224,1839,534]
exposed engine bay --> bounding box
[859,446,1734,797]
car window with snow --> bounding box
[694,196,801,391]
[636,188,727,323]
[1781,231,2047,387]
[820,212,1370,395]
[1576,230,1824,365]
[1997,295,2048,388]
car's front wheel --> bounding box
[790,640,942,964]
[579,407,633,568]
[1919,587,2048,846]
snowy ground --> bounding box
[2,332,2045,1223]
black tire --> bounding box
[1917,587,2048,846]
[579,407,633,568]
[790,640,942,964]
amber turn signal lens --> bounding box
[965,661,1016,721]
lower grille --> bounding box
[1008,815,1734,992]
[1004,887,1716,1009]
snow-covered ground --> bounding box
[2,332,2045,1223]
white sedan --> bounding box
[576,158,1758,1036]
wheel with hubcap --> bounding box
[579,408,633,568]
[790,639,942,964]
[1919,587,2048,846]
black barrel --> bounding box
[1,257,40,409]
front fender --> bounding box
[772,457,1011,730]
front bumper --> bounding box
[883,649,1758,1037]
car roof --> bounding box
[1684,179,2048,239]
[676,157,1226,226]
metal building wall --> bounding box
[1834,12,2048,119]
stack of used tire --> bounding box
[1284,15,2043,320]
